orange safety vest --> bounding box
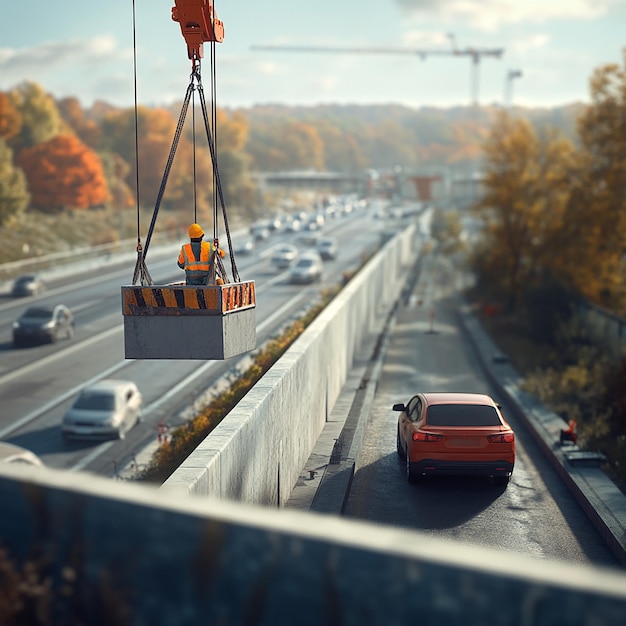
[178,242,211,282]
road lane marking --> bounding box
[0,358,134,439]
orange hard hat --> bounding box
[188,223,204,238]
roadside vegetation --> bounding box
[463,51,626,493]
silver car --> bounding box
[289,253,323,284]
[62,380,143,440]
[316,237,338,260]
[270,244,298,270]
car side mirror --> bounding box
[392,403,405,412]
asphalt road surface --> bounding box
[343,251,620,570]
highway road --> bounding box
[343,251,620,569]
[0,202,386,477]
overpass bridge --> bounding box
[1,224,625,623]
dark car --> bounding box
[316,237,338,260]
[11,274,46,297]
[13,305,75,347]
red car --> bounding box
[394,392,515,486]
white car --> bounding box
[289,253,323,284]
[270,244,298,270]
[0,442,44,466]
[62,380,143,440]
[234,239,255,255]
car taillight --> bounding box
[487,432,515,443]
[413,431,444,442]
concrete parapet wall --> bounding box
[162,225,417,505]
[1,464,625,625]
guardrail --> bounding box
[0,230,183,283]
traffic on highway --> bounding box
[0,198,381,477]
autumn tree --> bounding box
[0,139,29,226]
[8,81,63,152]
[57,96,101,148]
[316,120,366,171]
[100,105,213,213]
[0,92,21,142]
[572,50,626,311]
[17,135,110,212]
[472,112,578,311]
[431,207,464,256]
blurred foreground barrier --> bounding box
[1,465,625,626]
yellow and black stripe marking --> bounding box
[122,282,256,317]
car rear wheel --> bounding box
[493,475,510,487]
[405,449,419,484]
[396,428,405,457]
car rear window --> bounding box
[73,392,117,411]
[426,404,502,426]
[23,308,52,318]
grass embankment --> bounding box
[0,206,249,266]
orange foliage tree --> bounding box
[0,92,21,142]
[17,134,110,212]
[57,96,101,148]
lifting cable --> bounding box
[130,0,153,286]
[134,50,241,284]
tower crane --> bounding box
[251,34,504,106]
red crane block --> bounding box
[171,0,224,60]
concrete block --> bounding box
[123,308,256,359]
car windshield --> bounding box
[16,276,35,283]
[73,392,117,411]
[296,259,313,267]
[22,308,52,319]
[426,404,501,427]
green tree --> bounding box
[0,138,29,226]
[431,207,464,256]
[8,81,63,151]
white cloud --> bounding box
[512,34,550,54]
[395,0,614,31]
[0,35,123,80]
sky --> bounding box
[1,0,625,111]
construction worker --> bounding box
[177,223,225,285]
